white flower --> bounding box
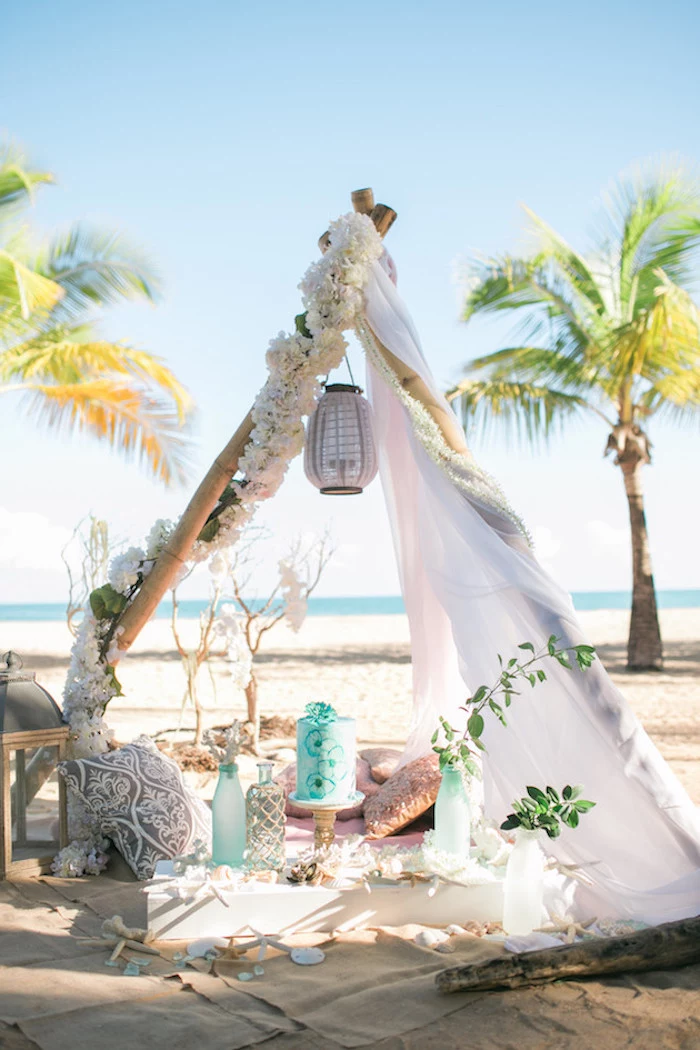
[108,546,145,594]
[145,518,174,559]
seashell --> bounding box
[445,924,466,936]
[290,947,326,966]
[287,861,321,884]
[435,941,456,954]
[414,929,448,948]
[211,865,236,881]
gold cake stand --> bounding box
[289,792,365,849]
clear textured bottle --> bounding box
[502,827,545,934]
[434,765,471,858]
[245,761,286,871]
[211,762,246,867]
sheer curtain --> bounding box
[362,256,700,923]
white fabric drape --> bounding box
[362,256,700,923]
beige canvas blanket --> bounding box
[1,866,699,1050]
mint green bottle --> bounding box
[434,765,471,858]
[211,762,246,867]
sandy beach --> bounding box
[6,608,700,802]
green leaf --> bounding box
[430,729,439,745]
[574,799,596,812]
[528,674,536,687]
[546,786,560,803]
[105,664,123,698]
[526,786,548,805]
[555,652,572,669]
[562,785,572,801]
[89,584,128,621]
[536,670,547,682]
[500,815,520,831]
[567,809,580,828]
[508,657,517,668]
[295,312,312,338]
[467,712,485,739]
[471,685,488,705]
[198,518,220,543]
[518,641,535,653]
[547,635,558,655]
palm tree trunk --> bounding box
[619,458,663,670]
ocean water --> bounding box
[0,591,698,621]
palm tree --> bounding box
[448,164,700,671]
[0,144,192,484]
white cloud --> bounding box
[0,507,73,572]
[587,519,628,548]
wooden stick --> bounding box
[114,410,253,655]
[351,188,375,214]
[435,915,700,994]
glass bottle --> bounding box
[434,765,471,858]
[245,762,286,872]
[502,827,545,935]
[211,762,246,867]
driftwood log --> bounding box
[436,915,700,994]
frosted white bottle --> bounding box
[502,828,545,935]
[434,766,471,858]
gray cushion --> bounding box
[59,736,211,879]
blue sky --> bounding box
[2,0,699,601]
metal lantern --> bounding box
[304,383,378,495]
[0,652,68,878]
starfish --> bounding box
[536,913,598,944]
[222,925,293,963]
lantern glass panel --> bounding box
[9,746,62,863]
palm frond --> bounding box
[20,379,191,485]
[37,224,160,320]
[522,205,607,316]
[0,331,192,422]
[0,145,53,217]
[611,272,700,394]
[461,255,546,320]
[460,345,614,401]
[0,250,64,319]
[602,162,700,312]
[447,378,592,446]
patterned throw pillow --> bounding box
[59,736,211,880]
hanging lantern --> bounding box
[304,383,378,495]
[0,652,68,878]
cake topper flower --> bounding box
[304,702,338,725]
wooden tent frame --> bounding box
[110,188,469,661]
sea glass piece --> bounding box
[290,946,325,965]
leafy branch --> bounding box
[501,784,596,839]
[432,635,596,775]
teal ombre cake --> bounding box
[295,702,356,803]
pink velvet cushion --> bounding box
[359,747,402,785]
[363,753,441,839]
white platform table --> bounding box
[145,861,504,939]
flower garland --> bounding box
[56,213,384,873]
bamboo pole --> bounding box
[114,410,253,655]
